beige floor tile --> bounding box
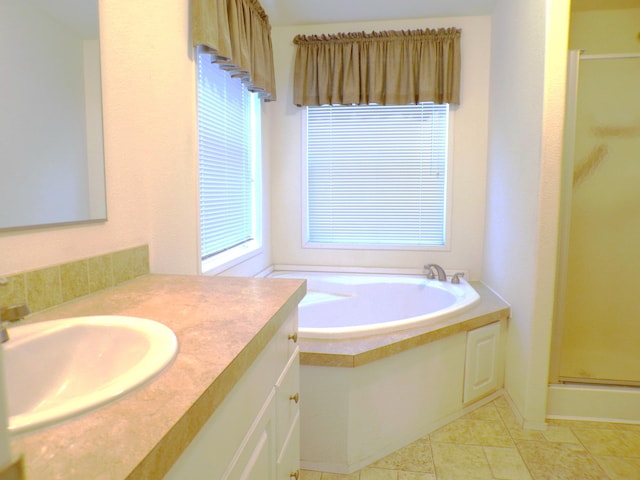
[431,418,514,447]
[618,429,640,457]
[525,461,609,480]
[320,472,360,480]
[573,427,640,458]
[484,446,533,480]
[359,467,397,479]
[516,438,611,480]
[464,403,503,422]
[305,396,640,480]
[547,418,619,429]
[301,470,323,480]
[431,443,494,480]
[541,425,581,444]
[492,396,511,410]
[371,437,434,474]
[595,455,640,480]
[614,422,640,433]
[516,439,588,465]
[495,403,520,427]
[397,472,435,480]
[507,426,547,442]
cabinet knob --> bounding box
[289,471,299,480]
[289,393,299,404]
[287,332,298,343]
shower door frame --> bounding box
[550,49,640,386]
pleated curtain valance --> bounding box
[293,28,461,106]
[191,0,276,101]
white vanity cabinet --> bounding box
[164,313,300,480]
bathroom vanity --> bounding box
[8,274,306,479]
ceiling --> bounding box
[261,0,497,26]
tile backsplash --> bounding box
[0,245,149,314]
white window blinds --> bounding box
[305,103,449,247]
[197,54,259,260]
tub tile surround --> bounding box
[0,245,150,314]
[301,396,640,479]
[299,282,509,368]
[6,274,307,479]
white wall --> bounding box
[268,16,491,280]
[0,0,577,432]
[100,1,201,275]
[483,0,569,427]
[0,2,153,277]
[0,0,272,278]
[0,7,489,281]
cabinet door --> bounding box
[277,413,300,480]
[224,390,277,480]
[275,349,300,455]
[463,322,502,404]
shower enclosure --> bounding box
[553,49,640,386]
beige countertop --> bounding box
[9,274,306,480]
[299,282,510,367]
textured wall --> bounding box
[483,0,569,426]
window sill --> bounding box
[201,240,263,276]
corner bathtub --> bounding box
[269,271,480,339]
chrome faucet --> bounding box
[0,277,30,343]
[424,263,447,282]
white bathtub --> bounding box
[270,271,480,339]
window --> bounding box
[304,103,450,249]
[197,53,262,273]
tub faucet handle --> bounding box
[451,272,465,284]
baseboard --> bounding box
[547,384,640,424]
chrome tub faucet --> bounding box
[425,263,447,282]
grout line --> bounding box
[427,431,437,479]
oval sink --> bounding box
[3,315,178,435]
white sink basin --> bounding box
[3,315,178,434]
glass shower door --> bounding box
[558,54,640,385]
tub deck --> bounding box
[299,281,510,367]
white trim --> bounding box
[580,52,640,60]
[547,384,640,424]
[201,241,264,276]
[549,49,580,383]
[269,264,470,280]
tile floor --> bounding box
[300,396,640,480]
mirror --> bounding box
[0,0,106,231]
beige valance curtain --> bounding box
[293,28,461,106]
[191,0,276,100]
